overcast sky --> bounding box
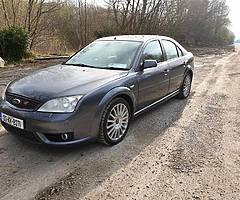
[226,0,240,39]
[87,0,240,39]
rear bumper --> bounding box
[0,100,95,146]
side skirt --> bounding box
[133,89,180,116]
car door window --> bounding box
[162,40,178,60]
[142,41,163,63]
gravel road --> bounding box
[0,46,239,200]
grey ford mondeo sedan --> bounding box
[0,35,194,146]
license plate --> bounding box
[0,113,24,129]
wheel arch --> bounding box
[90,87,136,137]
[181,68,193,87]
[183,67,194,85]
[186,69,193,79]
[113,93,134,116]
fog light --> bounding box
[61,133,69,141]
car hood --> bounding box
[7,64,128,101]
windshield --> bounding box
[65,40,142,70]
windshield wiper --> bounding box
[65,63,98,69]
[65,63,129,70]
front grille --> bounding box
[1,122,40,143]
[6,93,41,110]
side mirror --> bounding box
[140,60,157,71]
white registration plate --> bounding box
[0,113,24,129]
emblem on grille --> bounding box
[12,98,21,105]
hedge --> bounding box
[0,27,28,62]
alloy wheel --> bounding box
[106,103,129,141]
[183,75,192,97]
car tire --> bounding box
[177,73,192,99]
[98,97,131,145]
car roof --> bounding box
[96,35,188,54]
[96,35,174,43]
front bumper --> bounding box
[0,100,94,146]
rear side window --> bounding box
[162,40,178,60]
[177,46,183,57]
[142,41,164,63]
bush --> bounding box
[0,27,28,62]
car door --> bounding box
[161,39,186,93]
[137,40,170,110]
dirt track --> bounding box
[0,46,239,200]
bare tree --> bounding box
[0,0,234,53]
[1,0,10,27]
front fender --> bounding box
[90,87,137,137]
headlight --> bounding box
[38,95,83,113]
